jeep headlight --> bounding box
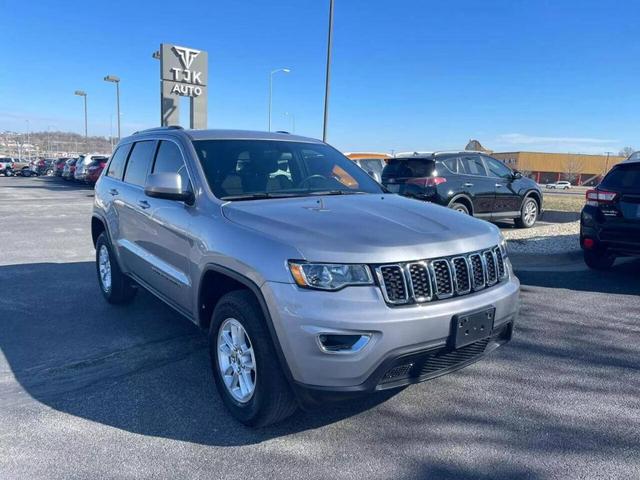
[288,262,373,291]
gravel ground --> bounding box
[502,220,580,255]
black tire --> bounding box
[21,168,31,177]
[95,232,137,304]
[514,197,538,228]
[209,290,297,427]
[449,202,470,215]
[583,248,615,270]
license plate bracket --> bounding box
[452,307,495,349]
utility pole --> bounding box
[604,151,612,176]
[322,0,335,142]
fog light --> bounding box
[583,238,595,249]
[317,334,371,354]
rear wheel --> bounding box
[21,168,31,177]
[209,290,297,427]
[515,198,538,228]
[95,232,137,304]
[583,248,615,270]
[449,202,470,215]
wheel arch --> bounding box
[197,264,297,389]
[522,189,542,211]
[448,194,474,215]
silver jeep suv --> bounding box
[92,127,520,426]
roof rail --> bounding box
[275,130,290,134]
[132,125,184,135]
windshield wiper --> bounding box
[221,192,304,201]
[306,190,367,196]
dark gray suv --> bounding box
[92,127,520,426]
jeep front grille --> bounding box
[375,246,507,305]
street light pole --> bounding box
[104,75,121,141]
[322,0,335,142]
[74,90,88,147]
[268,68,291,132]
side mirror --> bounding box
[144,172,194,204]
[512,171,523,179]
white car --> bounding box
[546,181,571,190]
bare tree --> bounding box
[564,156,584,183]
[619,146,635,158]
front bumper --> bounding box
[261,272,520,392]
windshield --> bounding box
[192,139,384,200]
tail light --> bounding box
[406,176,447,187]
[586,189,617,206]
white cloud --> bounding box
[494,133,620,154]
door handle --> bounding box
[109,188,119,196]
[495,184,503,188]
[138,200,150,210]
[463,182,474,187]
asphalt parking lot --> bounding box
[1,176,639,480]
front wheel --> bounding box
[449,202,470,215]
[95,232,137,304]
[515,198,538,228]
[21,169,31,177]
[209,290,297,427]
[583,249,615,270]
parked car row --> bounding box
[1,154,109,185]
[60,154,110,184]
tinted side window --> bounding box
[484,156,513,178]
[442,157,459,173]
[460,155,487,176]
[153,141,189,187]
[124,141,156,187]
[106,144,131,179]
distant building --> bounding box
[491,151,625,186]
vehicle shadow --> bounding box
[0,261,401,447]
[1,259,638,474]
[517,257,640,295]
[1,175,94,192]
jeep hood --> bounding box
[221,194,501,264]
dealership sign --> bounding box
[159,43,208,128]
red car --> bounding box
[84,156,109,185]
[53,158,69,176]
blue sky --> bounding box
[1,0,638,154]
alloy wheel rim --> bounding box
[217,318,257,403]
[98,245,112,292]
[524,201,537,225]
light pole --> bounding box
[322,0,335,142]
[74,90,88,147]
[104,75,121,141]
[25,120,30,160]
[269,68,290,132]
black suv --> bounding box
[381,151,543,228]
[580,153,640,269]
